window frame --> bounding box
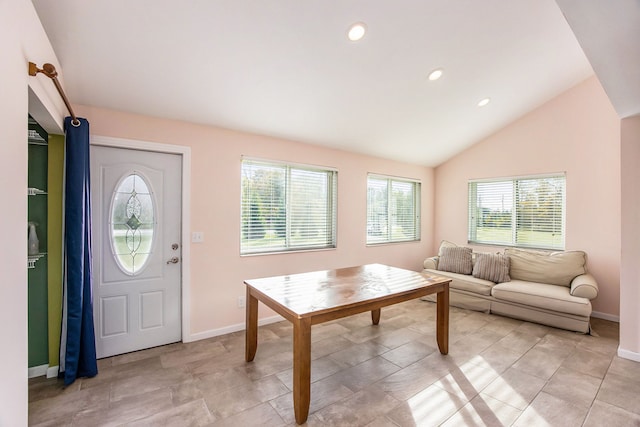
[240,157,338,255]
[366,174,421,245]
[468,173,566,250]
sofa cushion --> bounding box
[472,253,511,283]
[438,246,473,275]
[491,280,591,317]
[424,268,495,296]
[504,248,587,287]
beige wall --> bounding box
[74,104,436,337]
[433,76,621,318]
[0,0,65,424]
[620,116,640,358]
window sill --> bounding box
[240,246,337,257]
[467,241,565,251]
[366,239,421,247]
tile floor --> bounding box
[29,300,640,426]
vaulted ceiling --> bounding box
[556,0,640,120]
[32,0,599,167]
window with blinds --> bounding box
[241,158,337,255]
[468,174,566,249]
[367,175,420,244]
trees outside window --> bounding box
[241,159,337,254]
[468,174,565,249]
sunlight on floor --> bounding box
[408,356,529,425]
[407,384,465,424]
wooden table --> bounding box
[244,263,450,424]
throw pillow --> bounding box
[437,240,459,257]
[472,253,511,283]
[438,246,473,275]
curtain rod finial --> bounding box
[43,63,58,78]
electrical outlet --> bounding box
[237,296,246,308]
[191,231,204,243]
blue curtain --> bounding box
[59,117,97,386]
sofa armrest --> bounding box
[570,273,598,299]
[423,256,439,270]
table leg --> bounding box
[245,288,259,362]
[436,283,449,355]
[293,317,312,424]
[371,308,381,325]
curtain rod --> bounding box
[28,62,80,127]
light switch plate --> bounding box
[191,231,204,243]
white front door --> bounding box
[91,146,182,358]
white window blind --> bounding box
[367,175,420,244]
[241,159,337,254]
[468,174,565,249]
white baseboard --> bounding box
[28,364,48,378]
[591,311,620,322]
[47,365,59,378]
[28,364,59,378]
[618,348,640,362]
[185,314,285,343]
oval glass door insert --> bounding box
[110,172,155,275]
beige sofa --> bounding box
[422,241,599,333]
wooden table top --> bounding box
[244,263,449,319]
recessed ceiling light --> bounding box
[478,98,491,107]
[428,69,443,81]
[348,22,367,41]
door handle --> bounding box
[166,256,180,264]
